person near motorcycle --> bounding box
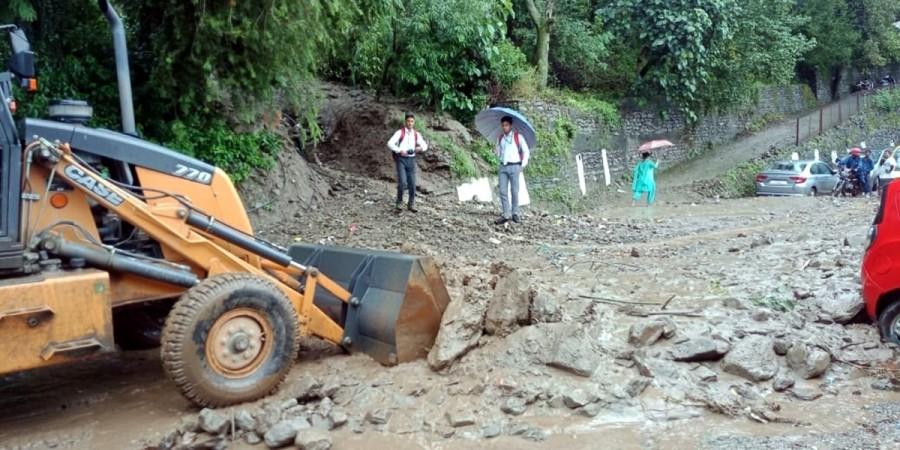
[860,149,875,196]
[840,148,866,194]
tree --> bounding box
[1,0,36,22]
[602,0,813,121]
[794,0,860,98]
[847,0,900,67]
[524,0,555,89]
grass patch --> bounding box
[542,88,621,128]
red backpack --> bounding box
[396,128,419,147]
[498,130,524,162]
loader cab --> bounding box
[0,26,34,271]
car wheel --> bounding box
[878,301,900,345]
[809,187,818,197]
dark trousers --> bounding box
[395,155,416,206]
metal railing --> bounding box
[795,84,898,145]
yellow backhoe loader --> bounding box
[0,1,449,407]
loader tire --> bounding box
[161,273,300,407]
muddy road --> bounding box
[2,184,898,450]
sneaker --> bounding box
[494,217,509,225]
[511,214,520,223]
[394,203,403,213]
[408,206,418,213]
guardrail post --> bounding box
[795,117,800,146]
[819,107,823,135]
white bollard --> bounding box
[814,149,820,161]
[575,154,587,196]
[601,149,611,186]
[791,152,799,161]
[861,141,867,149]
[831,151,838,163]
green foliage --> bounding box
[532,185,579,212]
[425,132,479,179]
[472,140,500,171]
[720,159,767,197]
[1,0,36,22]
[872,88,900,113]
[795,0,860,71]
[338,0,514,117]
[543,89,622,127]
[166,119,281,184]
[526,117,576,178]
[602,0,813,122]
[800,84,818,110]
[848,0,900,67]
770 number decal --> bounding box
[173,164,213,184]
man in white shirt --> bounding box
[387,113,428,212]
[495,116,530,225]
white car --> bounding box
[871,146,900,191]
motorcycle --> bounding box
[833,167,863,197]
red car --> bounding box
[862,180,900,344]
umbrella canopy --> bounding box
[474,107,537,150]
[638,139,674,152]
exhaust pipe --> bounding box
[98,0,136,135]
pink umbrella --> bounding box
[638,139,674,152]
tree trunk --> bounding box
[535,24,550,89]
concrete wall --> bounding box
[519,84,812,190]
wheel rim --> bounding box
[893,314,900,339]
[206,308,273,378]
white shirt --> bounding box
[496,131,530,166]
[387,128,428,157]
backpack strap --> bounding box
[514,131,523,162]
[396,128,406,147]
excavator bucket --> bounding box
[288,244,450,365]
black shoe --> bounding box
[408,205,418,213]
[494,217,509,225]
[394,203,403,213]
[511,214,520,223]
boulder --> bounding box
[294,429,332,450]
[791,385,823,401]
[721,336,778,382]
[264,417,311,448]
[628,320,667,347]
[501,397,528,416]
[670,338,730,362]
[530,288,562,323]
[773,375,795,392]
[786,344,831,379]
[626,377,652,397]
[773,338,791,356]
[563,389,592,409]
[484,269,532,336]
[546,330,599,377]
[446,410,476,427]
[427,290,489,370]
[235,410,256,432]
[198,408,229,435]
[815,292,864,323]
[365,409,391,425]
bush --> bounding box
[166,119,281,184]
[873,89,900,113]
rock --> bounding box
[630,248,640,257]
[179,416,200,433]
[773,338,791,356]
[484,269,532,336]
[815,293,864,323]
[546,330,598,377]
[751,309,772,322]
[245,432,262,445]
[198,408,229,435]
[365,409,391,425]
[791,386,822,401]
[235,410,256,432]
[256,406,282,435]
[721,336,778,382]
[693,366,718,383]
[633,351,682,379]
[521,426,550,442]
[661,318,677,339]
[427,291,489,370]
[872,378,900,392]
[327,410,348,429]
[578,403,603,417]
[264,417,311,448]
[294,429,332,450]
[628,320,666,347]
[751,236,773,248]
[446,410,476,427]
[501,397,528,416]
[670,338,729,362]
[482,422,502,438]
[530,288,562,323]
[626,377,652,397]
[281,398,299,410]
[773,375,795,392]
[844,233,866,248]
[563,389,591,409]
[291,376,323,402]
[786,344,831,379]
[310,414,331,430]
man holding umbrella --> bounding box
[475,108,536,225]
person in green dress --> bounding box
[632,152,658,206]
